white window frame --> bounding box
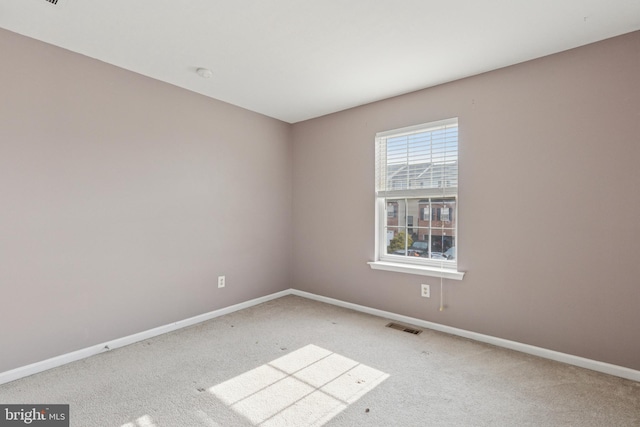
[368,118,465,280]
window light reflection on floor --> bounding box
[121,414,158,427]
[208,344,390,426]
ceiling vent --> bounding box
[45,0,58,3]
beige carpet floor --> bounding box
[0,295,638,426]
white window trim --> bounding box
[369,119,465,280]
[368,261,465,280]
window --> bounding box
[387,202,397,218]
[442,207,450,222]
[369,118,464,280]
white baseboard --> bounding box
[2,288,638,385]
[0,290,290,386]
[290,289,640,383]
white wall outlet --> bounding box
[421,284,430,298]
[218,275,225,288]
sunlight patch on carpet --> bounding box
[208,344,389,426]
[120,414,158,427]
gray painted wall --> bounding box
[0,29,292,373]
[292,31,640,371]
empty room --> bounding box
[1,1,639,426]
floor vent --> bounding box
[386,322,422,335]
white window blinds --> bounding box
[375,118,458,198]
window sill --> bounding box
[368,261,465,280]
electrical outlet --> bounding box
[218,275,225,288]
[421,284,430,298]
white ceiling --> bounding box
[1,1,639,123]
